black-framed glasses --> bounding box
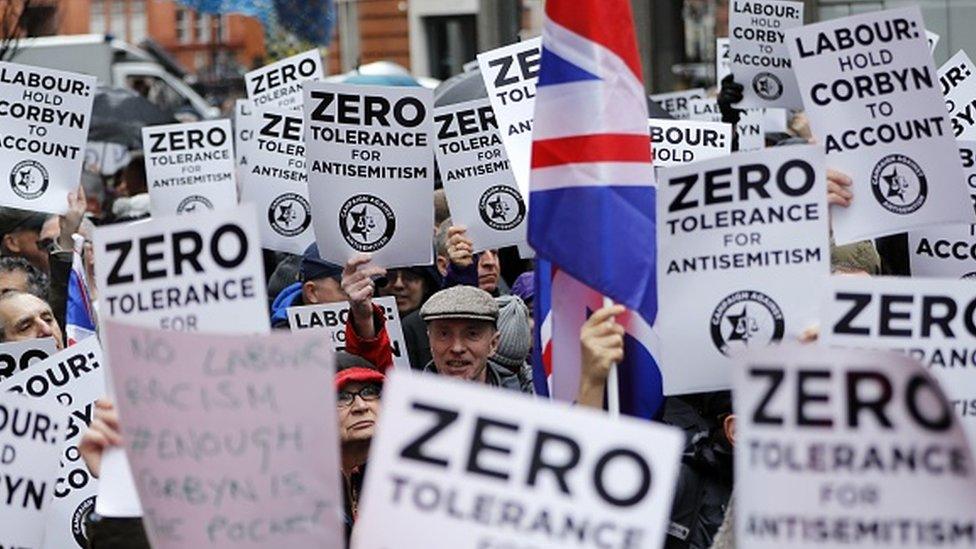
[337,384,381,408]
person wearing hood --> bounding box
[270,243,347,329]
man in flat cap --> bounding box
[419,285,528,392]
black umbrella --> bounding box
[87,86,176,149]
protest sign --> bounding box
[0,337,57,382]
[648,118,731,167]
[717,37,731,82]
[687,98,767,151]
[735,344,976,548]
[353,370,684,549]
[0,61,95,214]
[143,120,238,217]
[729,0,804,109]
[786,6,974,244]
[234,99,258,168]
[649,88,707,119]
[93,203,269,333]
[304,82,434,267]
[434,98,526,250]
[908,224,976,278]
[288,295,408,370]
[820,275,976,447]
[0,393,69,548]
[244,49,323,111]
[927,30,940,53]
[239,109,314,254]
[477,37,541,196]
[0,337,106,549]
[939,50,976,139]
[656,145,829,394]
[104,321,344,549]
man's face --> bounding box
[336,381,382,444]
[0,293,64,349]
[380,269,426,315]
[0,269,29,295]
[478,250,500,294]
[428,318,499,382]
[303,276,346,305]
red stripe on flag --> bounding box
[531,134,651,169]
[546,0,644,81]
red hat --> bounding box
[334,367,385,391]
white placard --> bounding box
[234,99,258,168]
[716,37,731,82]
[434,98,526,251]
[245,49,323,111]
[0,337,57,382]
[939,50,976,139]
[729,0,804,109]
[303,82,435,267]
[821,275,976,450]
[239,109,314,254]
[93,203,269,334]
[648,118,732,167]
[926,30,940,53]
[353,370,684,549]
[734,344,976,549]
[786,6,974,244]
[0,393,68,548]
[477,37,541,197]
[143,120,238,217]
[908,224,976,278]
[0,61,95,214]
[688,98,767,151]
[288,295,409,370]
[649,88,707,120]
[0,337,105,549]
[656,145,829,394]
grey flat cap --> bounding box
[421,285,499,323]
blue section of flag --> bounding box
[619,331,664,419]
[532,259,552,397]
[530,185,658,323]
[537,49,601,86]
[66,269,95,333]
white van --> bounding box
[9,34,220,120]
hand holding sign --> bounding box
[446,225,474,268]
[577,304,626,409]
[827,168,854,207]
[341,254,386,339]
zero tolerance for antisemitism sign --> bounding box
[820,275,976,450]
[303,82,435,267]
[649,88,707,120]
[238,109,315,254]
[734,345,976,548]
[143,120,238,217]
[0,337,105,549]
[656,145,829,394]
[245,49,323,111]
[0,61,95,214]
[729,0,804,109]
[434,97,527,251]
[353,371,684,549]
[104,322,344,549]
[477,37,541,197]
[785,6,975,244]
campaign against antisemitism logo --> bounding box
[268,192,311,237]
[339,194,396,252]
[752,72,784,101]
[478,185,525,231]
[176,194,215,214]
[870,153,928,215]
[710,290,785,355]
[10,159,50,200]
[71,495,96,547]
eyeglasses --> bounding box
[336,384,381,408]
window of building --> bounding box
[109,0,125,37]
[129,0,148,45]
[424,15,477,80]
[176,8,190,44]
[90,0,107,36]
[195,12,208,44]
[213,15,226,45]
[337,0,361,72]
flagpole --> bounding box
[604,296,620,418]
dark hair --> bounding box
[335,351,381,373]
[0,257,49,299]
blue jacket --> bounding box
[270,281,303,328]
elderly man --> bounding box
[0,291,64,349]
